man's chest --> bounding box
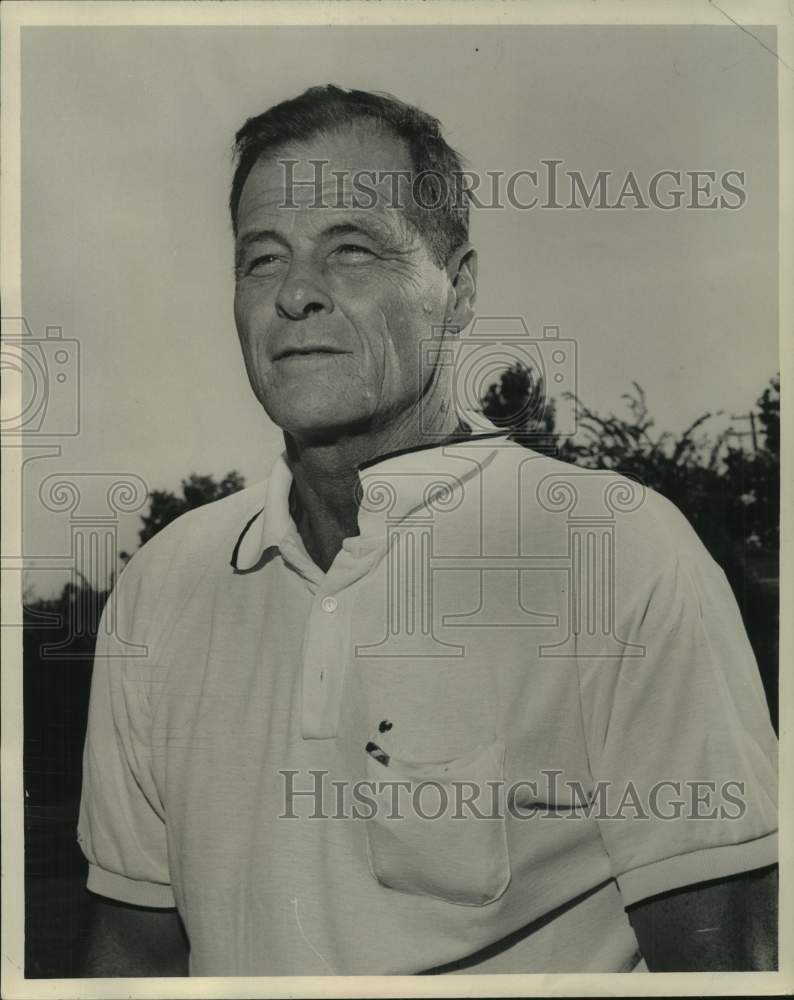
[150,559,590,811]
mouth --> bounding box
[273,346,349,361]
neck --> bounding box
[285,397,462,572]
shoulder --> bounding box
[488,439,715,580]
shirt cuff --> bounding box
[616,831,778,907]
[87,863,176,908]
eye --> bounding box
[246,254,286,276]
[330,243,376,263]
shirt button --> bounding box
[321,596,338,614]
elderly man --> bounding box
[78,86,777,976]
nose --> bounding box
[275,267,333,320]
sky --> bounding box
[18,24,779,594]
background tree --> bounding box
[480,363,560,453]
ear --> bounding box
[444,244,478,331]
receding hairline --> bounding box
[263,117,414,156]
[233,120,417,211]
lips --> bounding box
[273,345,349,361]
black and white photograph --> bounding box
[1,1,790,995]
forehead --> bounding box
[235,124,416,239]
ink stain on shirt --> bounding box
[365,741,390,767]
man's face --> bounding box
[233,126,454,442]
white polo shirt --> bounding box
[78,436,777,975]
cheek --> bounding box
[348,281,439,391]
[380,298,432,380]
[233,288,253,343]
[234,288,271,361]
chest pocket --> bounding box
[355,656,509,906]
[363,740,511,906]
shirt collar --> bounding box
[230,452,293,573]
[230,424,510,573]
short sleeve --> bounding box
[77,560,175,908]
[576,515,778,908]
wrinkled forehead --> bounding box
[235,125,419,238]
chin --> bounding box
[264,398,377,443]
